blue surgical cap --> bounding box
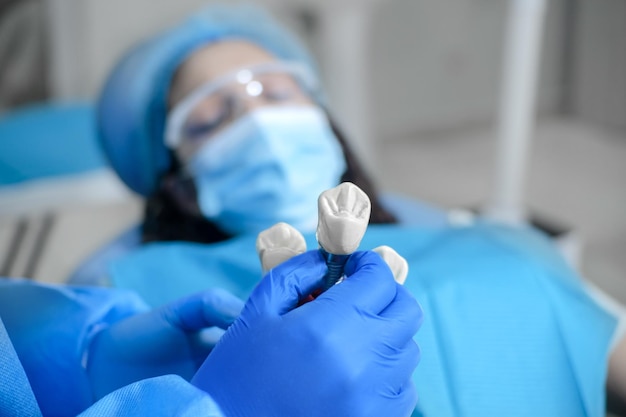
[97,4,322,196]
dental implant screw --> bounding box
[320,249,351,290]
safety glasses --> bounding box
[165,61,319,150]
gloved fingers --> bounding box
[378,285,424,347]
[188,327,227,368]
[379,340,421,394]
[200,289,245,329]
[388,379,419,417]
[319,251,397,315]
[163,288,244,331]
[246,250,327,317]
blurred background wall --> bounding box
[2,0,625,139]
[2,0,624,150]
[571,0,626,130]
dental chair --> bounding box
[0,102,108,204]
[0,102,136,282]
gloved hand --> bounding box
[192,250,423,417]
[87,288,244,400]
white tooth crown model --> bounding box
[316,182,371,290]
[256,222,307,274]
[372,245,409,285]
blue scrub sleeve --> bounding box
[2,317,224,417]
[0,278,148,416]
[78,375,223,417]
[0,318,42,417]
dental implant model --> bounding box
[316,182,371,290]
[255,182,409,288]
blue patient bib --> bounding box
[109,223,616,417]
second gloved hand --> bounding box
[86,288,244,400]
[192,250,423,417]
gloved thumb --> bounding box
[245,250,327,317]
[162,288,244,332]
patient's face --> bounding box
[163,40,346,231]
[168,40,314,162]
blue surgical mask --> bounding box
[187,106,346,235]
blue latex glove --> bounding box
[192,250,423,417]
[87,288,244,400]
